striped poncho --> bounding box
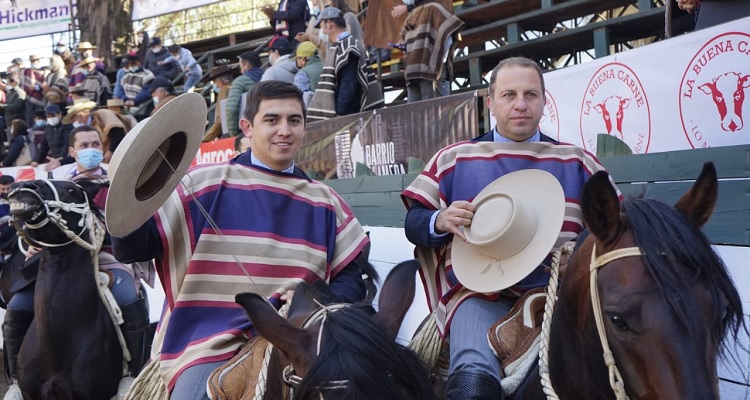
[401,140,609,335]
[151,159,368,389]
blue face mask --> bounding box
[213,84,220,93]
[76,148,103,170]
[35,120,46,127]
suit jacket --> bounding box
[404,131,558,248]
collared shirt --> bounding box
[428,128,541,237]
[250,152,295,174]
[337,31,351,42]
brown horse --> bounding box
[8,179,124,400]
[236,260,436,400]
[511,162,745,400]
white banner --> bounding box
[0,0,74,40]
[539,16,750,154]
[132,0,223,20]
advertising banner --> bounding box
[298,91,479,179]
[540,16,750,155]
[0,0,74,40]
[132,0,222,21]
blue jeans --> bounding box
[448,296,513,385]
[170,361,225,400]
[184,73,202,93]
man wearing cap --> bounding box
[260,36,299,84]
[402,57,612,399]
[293,41,323,106]
[164,44,202,93]
[21,54,48,126]
[143,37,179,81]
[31,104,72,169]
[111,81,371,399]
[307,7,383,120]
[149,77,177,116]
[225,51,263,137]
[121,55,156,114]
[203,65,234,141]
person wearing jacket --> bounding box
[31,104,72,168]
[203,65,234,142]
[0,75,26,136]
[261,36,299,84]
[1,119,34,167]
[164,45,203,93]
[143,37,179,81]
[225,51,264,136]
[261,0,309,46]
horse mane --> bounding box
[621,196,744,353]
[295,303,434,400]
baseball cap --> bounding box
[150,77,174,94]
[295,41,317,59]
[266,36,292,53]
[314,7,342,28]
[45,104,62,114]
[149,37,162,47]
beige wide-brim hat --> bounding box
[62,99,97,124]
[451,169,566,293]
[105,93,206,237]
[43,86,67,104]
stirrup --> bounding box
[116,376,135,400]
[3,382,23,400]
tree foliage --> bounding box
[77,0,133,68]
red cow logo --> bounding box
[593,96,631,140]
[698,72,750,133]
[680,32,750,148]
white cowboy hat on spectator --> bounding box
[107,98,125,108]
[78,41,97,50]
[451,169,565,293]
[62,99,97,124]
[105,93,206,237]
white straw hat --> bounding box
[105,93,206,237]
[451,169,565,293]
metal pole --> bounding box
[69,0,77,44]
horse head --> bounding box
[8,179,104,250]
[549,162,744,400]
[236,260,435,400]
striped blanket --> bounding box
[401,141,609,336]
[151,160,368,390]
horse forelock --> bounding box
[622,198,744,350]
[296,304,433,400]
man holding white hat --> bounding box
[402,57,613,399]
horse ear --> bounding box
[235,292,313,364]
[674,162,718,227]
[581,171,621,244]
[287,281,335,327]
[372,260,419,340]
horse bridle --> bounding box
[8,180,104,252]
[282,303,351,399]
[540,244,641,400]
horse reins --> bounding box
[540,244,641,400]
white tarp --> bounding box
[0,0,74,41]
[539,16,750,154]
[132,0,223,20]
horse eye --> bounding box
[607,313,629,332]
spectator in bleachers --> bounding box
[55,41,76,75]
[400,0,463,102]
[106,99,138,131]
[31,104,71,169]
[0,74,26,142]
[69,42,103,90]
[43,86,67,109]
[203,65,235,142]
[226,51,263,137]
[261,36,299,84]
[1,119,34,167]
[308,7,384,120]
[8,58,23,76]
[328,0,364,40]
[44,54,69,97]
[233,133,251,156]
[149,78,177,116]
[261,0,309,46]
[29,110,46,144]
[0,175,14,220]
[63,99,97,129]
[134,30,151,64]
[113,57,129,100]
[295,1,330,62]
[68,85,88,103]
[143,37,179,81]
[164,45,203,93]
[78,56,112,106]
[293,41,323,106]
[121,55,156,115]
[21,54,48,126]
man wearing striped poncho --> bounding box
[112,81,370,400]
[402,58,610,400]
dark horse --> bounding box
[236,260,436,400]
[8,179,123,400]
[512,162,745,400]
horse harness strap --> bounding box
[588,244,642,400]
[282,303,351,399]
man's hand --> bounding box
[30,161,39,168]
[43,158,61,172]
[25,245,42,261]
[677,0,700,13]
[280,289,295,302]
[261,5,275,18]
[435,200,476,243]
[125,100,135,107]
[295,32,310,42]
[391,4,408,18]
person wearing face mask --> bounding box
[31,104,73,169]
[68,42,103,90]
[42,55,69,108]
[121,55,156,117]
[260,36,298,84]
[149,77,177,116]
[55,41,76,74]
[20,54,48,127]
[225,51,263,137]
[0,74,27,143]
[163,44,203,93]
[0,119,35,167]
[28,110,46,143]
[143,37,179,81]
[203,65,235,142]
[73,56,112,106]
